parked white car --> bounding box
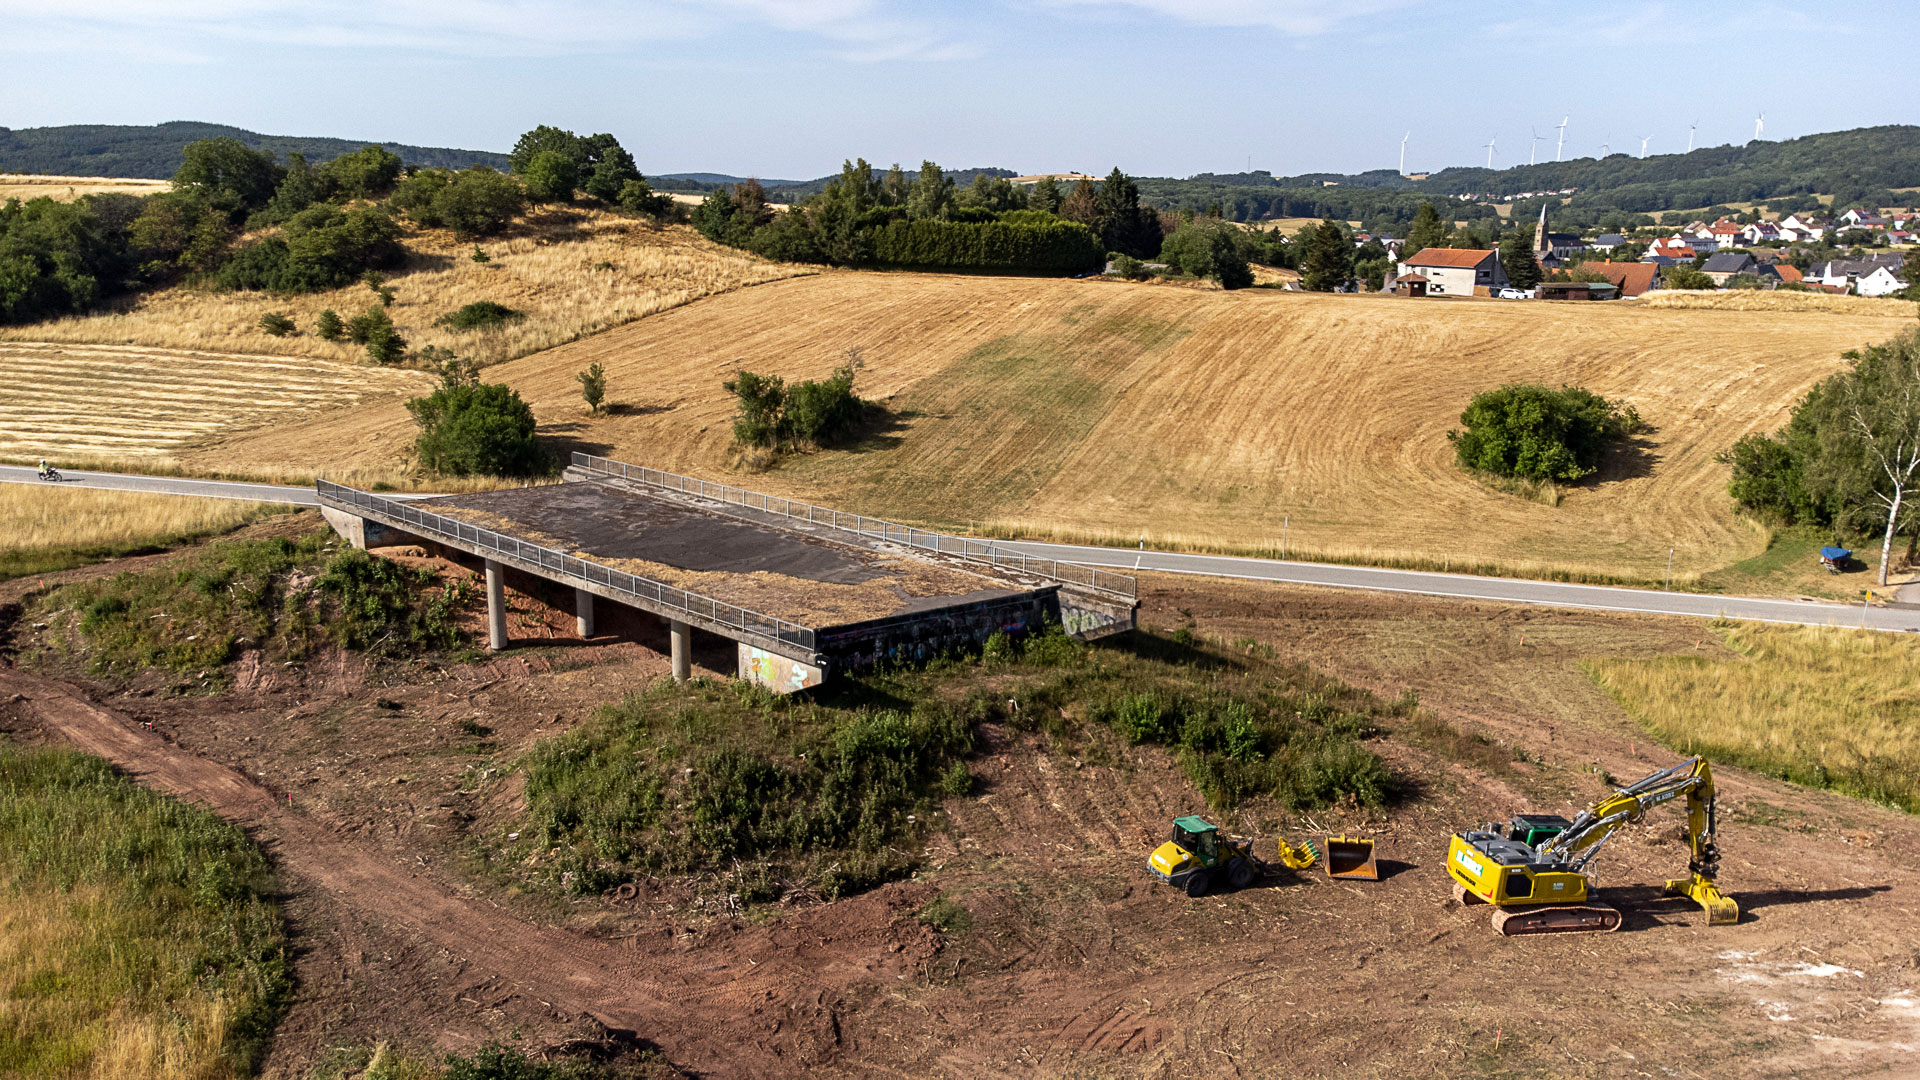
[1497,287,1534,299]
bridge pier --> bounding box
[485,560,507,651]
[670,619,691,681]
[575,588,595,639]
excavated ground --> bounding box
[1,534,1915,1079]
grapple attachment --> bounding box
[1275,837,1319,870]
[1323,835,1379,880]
[1667,874,1740,925]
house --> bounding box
[1395,248,1508,296]
[1741,222,1782,245]
[1858,266,1908,297]
[1707,220,1744,250]
[1773,264,1804,285]
[1536,280,1620,301]
[1643,237,1695,262]
[1583,261,1659,297]
[1809,254,1906,292]
[1887,230,1915,246]
[1590,233,1626,253]
[1779,213,1827,241]
[1701,251,1758,285]
[1392,272,1429,297]
[1841,208,1888,229]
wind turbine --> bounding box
[1399,131,1410,175]
[1484,136,1497,169]
[1530,127,1544,165]
[1688,119,1698,152]
[1555,116,1569,162]
[1754,113,1765,142]
[1600,134,1611,157]
[1639,134,1652,159]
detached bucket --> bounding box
[1324,835,1379,880]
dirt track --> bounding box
[0,669,938,1078]
[6,554,1920,1077]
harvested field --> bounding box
[0,173,170,202]
[0,341,430,463]
[0,208,810,367]
[203,273,1910,583]
[1641,289,1918,317]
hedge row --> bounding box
[868,218,1104,273]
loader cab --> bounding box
[1171,816,1221,867]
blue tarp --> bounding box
[1821,546,1852,560]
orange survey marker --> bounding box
[1323,835,1379,880]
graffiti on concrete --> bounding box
[739,646,825,693]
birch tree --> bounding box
[1833,337,1920,586]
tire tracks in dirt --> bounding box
[1,668,936,1078]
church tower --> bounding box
[1534,202,1553,263]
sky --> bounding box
[5,0,1919,180]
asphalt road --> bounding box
[7,465,1914,632]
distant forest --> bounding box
[0,121,508,178]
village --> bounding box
[1366,203,1917,300]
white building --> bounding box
[1395,248,1509,296]
[1858,266,1907,296]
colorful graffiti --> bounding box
[740,646,825,693]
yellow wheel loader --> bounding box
[1148,816,1260,897]
[1446,756,1739,936]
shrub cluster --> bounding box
[1449,384,1643,482]
[47,532,472,675]
[434,299,525,332]
[407,363,551,477]
[724,363,865,450]
[868,218,1104,273]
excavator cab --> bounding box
[1501,814,1572,847]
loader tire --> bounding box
[1185,870,1212,898]
[1227,857,1255,890]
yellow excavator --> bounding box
[1446,756,1739,936]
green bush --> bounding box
[215,203,404,294]
[257,311,295,336]
[1448,383,1643,482]
[577,361,607,414]
[314,307,344,340]
[1159,220,1253,289]
[392,166,526,239]
[434,300,525,332]
[347,304,407,364]
[867,218,1104,273]
[407,370,550,477]
[724,364,866,450]
[521,150,579,202]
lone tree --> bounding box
[407,360,549,477]
[1300,219,1354,291]
[577,362,607,415]
[1500,225,1543,290]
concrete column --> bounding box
[575,588,595,639]
[485,560,507,651]
[669,619,691,682]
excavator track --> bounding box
[1489,902,1623,936]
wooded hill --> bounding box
[0,121,508,178]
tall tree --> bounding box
[1058,178,1099,228]
[905,160,952,220]
[1029,175,1063,215]
[881,163,910,208]
[508,125,585,175]
[172,137,284,216]
[1501,224,1543,289]
[1818,336,1920,586]
[1300,218,1354,291]
[1403,202,1448,259]
[1092,167,1161,258]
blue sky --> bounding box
[4,0,1918,180]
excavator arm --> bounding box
[1540,757,1739,925]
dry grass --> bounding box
[0,483,289,581]
[1641,289,1918,317]
[0,340,430,465]
[193,275,1912,583]
[0,174,170,203]
[1585,622,1920,812]
[0,887,242,1079]
[0,207,810,367]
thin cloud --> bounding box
[1034,0,1411,35]
[0,0,976,61]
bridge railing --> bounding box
[569,453,1137,600]
[316,480,816,651]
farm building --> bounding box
[1701,252,1758,286]
[1391,273,1429,297]
[1536,280,1620,301]
[1582,261,1659,297]
[1395,248,1507,296]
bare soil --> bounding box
[3,542,1916,1079]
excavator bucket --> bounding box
[1323,835,1379,880]
[1275,837,1319,871]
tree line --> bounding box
[0,124,676,329]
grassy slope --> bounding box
[1585,622,1920,811]
[0,485,289,583]
[203,274,1907,584]
[0,742,287,1079]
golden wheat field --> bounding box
[0,174,171,203]
[1640,289,1918,317]
[0,483,277,557]
[0,208,812,367]
[196,273,1912,582]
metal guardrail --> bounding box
[316,480,817,652]
[570,453,1138,600]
